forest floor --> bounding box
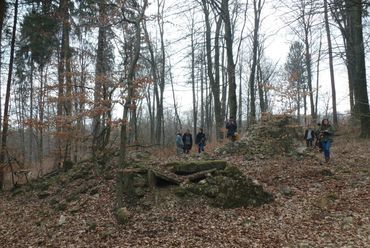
[0,134,369,247]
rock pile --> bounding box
[216,115,302,158]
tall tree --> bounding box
[221,0,237,120]
[248,0,264,123]
[156,0,166,145]
[324,0,338,126]
[201,0,224,140]
[0,0,19,189]
[345,0,370,137]
[281,0,320,120]
[331,0,370,136]
[117,0,148,208]
[92,0,115,159]
[0,0,7,139]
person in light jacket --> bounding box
[176,132,184,155]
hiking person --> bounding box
[195,128,206,153]
[314,122,322,151]
[182,129,193,154]
[304,126,314,147]
[226,116,237,141]
[176,132,184,155]
[319,118,335,163]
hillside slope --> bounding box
[0,135,369,247]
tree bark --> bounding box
[201,0,224,141]
[118,0,148,208]
[249,0,264,124]
[221,0,237,120]
[0,0,18,189]
[324,0,337,126]
[0,0,6,138]
[345,0,370,137]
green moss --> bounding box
[187,166,273,208]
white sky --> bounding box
[160,0,357,117]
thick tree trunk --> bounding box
[92,0,109,156]
[0,0,5,138]
[222,0,237,120]
[346,0,370,137]
[118,0,148,207]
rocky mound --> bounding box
[180,166,273,208]
[216,115,303,158]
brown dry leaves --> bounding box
[0,135,369,247]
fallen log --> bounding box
[150,170,183,185]
[170,160,227,175]
[186,168,217,182]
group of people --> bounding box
[176,128,207,155]
[176,117,239,155]
[304,118,335,163]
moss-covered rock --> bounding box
[116,207,131,224]
[171,160,227,175]
[215,115,302,157]
[186,166,273,208]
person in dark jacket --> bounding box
[319,118,335,163]
[314,122,322,151]
[182,129,193,154]
[195,128,206,153]
[304,126,314,147]
[226,116,237,141]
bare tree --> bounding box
[117,0,148,207]
[248,0,265,123]
[324,0,338,126]
[1,0,19,189]
[280,0,321,121]
[201,0,224,140]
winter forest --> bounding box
[0,0,370,246]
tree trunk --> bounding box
[143,22,157,144]
[38,67,45,176]
[324,0,337,126]
[92,0,111,156]
[29,60,34,164]
[222,0,237,120]
[201,0,224,141]
[118,0,148,208]
[249,0,263,124]
[0,0,18,189]
[303,31,315,120]
[346,0,370,137]
[156,0,166,145]
[169,61,182,131]
[315,35,322,118]
[0,0,5,138]
[190,19,197,138]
